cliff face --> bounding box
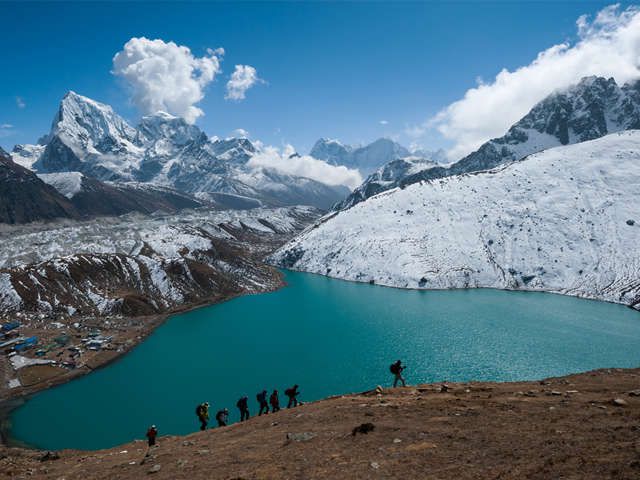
[2,368,639,479]
[0,148,78,224]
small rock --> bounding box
[370,462,380,470]
[628,390,640,397]
[129,461,137,465]
[612,398,628,407]
[550,391,562,396]
[286,432,316,442]
[40,451,61,462]
[626,219,635,226]
[271,422,279,426]
[565,390,579,394]
[182,440,195,446]
[148,464,161,474]
[393,438,402,444]
[352,423,375,436]
[197,449,210,455]
[177,459,188,467]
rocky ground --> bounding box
[1,368,639,479]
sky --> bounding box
[1,1,639,159]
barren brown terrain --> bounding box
[1,368,639,479]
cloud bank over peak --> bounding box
[247,144,363,189]
[112,37,224,124]
[225,65,262,101]
[412,4,640,160]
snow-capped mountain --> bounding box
[272,131,640,309]
[334,154,439,210]
[24,92,348,210]
[0,147,79,224]
[336,76,640,211]
[400,76,640,188]
[310,137,411,174]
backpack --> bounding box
[389,362,400,374]
[196,404,203,416]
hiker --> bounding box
[270,389,280,413]
[237,396,250,421]
[285,384,300,408]
[196,402,210,430]
[216,408,229,427]
[390,360,406,387]
[257,389,269,415]
[146,425,158,447]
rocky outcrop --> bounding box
[0,148,79,224]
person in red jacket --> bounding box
[146,425,158,447]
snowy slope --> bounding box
[37,172,84,198]
[400,76,640,190]
[0,206,320,316]
[339,76,640,210]
[272,131,640,309]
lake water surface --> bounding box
[9,271,640,450]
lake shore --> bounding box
[0,267,287,445]
[1,367,639,479]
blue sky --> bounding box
[0,1,637,154]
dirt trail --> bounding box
[1,368,639,479]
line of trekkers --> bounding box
[146,361,407,447]
[194,384,301,432]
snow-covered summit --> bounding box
[272,130,640,309]
[310,137,410,174]
[400,76,640,188]
[19,92,349,210]
[338,76,640,211]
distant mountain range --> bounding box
[337,76,640,210]
[7,92,350,223]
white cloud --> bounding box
[231,128,249,137]
[379,120,389,125]
[225,65,261,101]
[419,4,640,160]
[112,37,224,124]
[247,144,362,189]
[15,97,25,109]
[0,124,14,138]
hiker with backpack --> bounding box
[196,402,210,430]
[270,389,280,413]
[146,425,158,447]
[257,389,269,415]
[216,408,229,427]
[237,396,250,421]
[390,360,406,387]
[285,384,300,408]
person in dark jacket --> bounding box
[285,384,300,408]
[257,389,269,415]
[215,408,229,427]
[270,389,280,413]
[146,425,158,447]
[196,402,210,430]
[390,360,406,387]
[237,396,250,421]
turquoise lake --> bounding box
[9,271,640,450]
